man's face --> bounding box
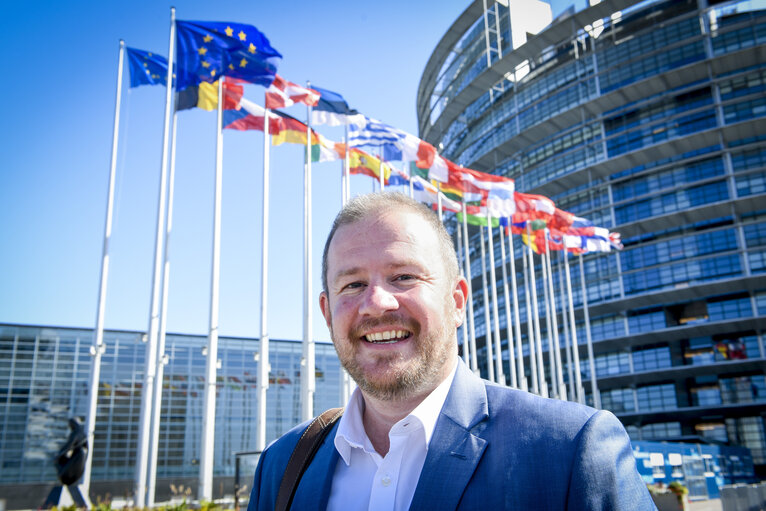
[319,209,467,401]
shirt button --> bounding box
[381,475,391,487]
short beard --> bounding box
[330,315,453,402]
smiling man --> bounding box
[247,193,656,511]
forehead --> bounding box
[326,210,442,274]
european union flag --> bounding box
[175,20,281,91]
[126,47,168,88]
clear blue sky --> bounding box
[0,0,574,342]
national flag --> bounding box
[311,86,358,126]
[176,78,243,111]
[549,208,575,233]
[264,74,320,109]
[223,97,282,132]
[349,148,392,183]
[457,205,500,227]
[271,112,310,146]
[175,20,282,91]
[387,165,410,186]
[514,192,555,223]
[411,176,461,212]
[312,131,345,162]
[126,47,168,87]
[568,216,596,236]
[457,167,515,217]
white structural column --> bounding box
[199,78,225,501]
[478,224,495,382]
[83,39,125,496]
[135,9,175,506]
[256,109,272,450]
[485,213,505,385]
[301,99,315,421]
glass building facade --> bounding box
[418,0,766,470]
[0,324,342,486]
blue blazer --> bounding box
[248,361,656,510]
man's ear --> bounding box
[452,276,468,328]
[319,291,332,329]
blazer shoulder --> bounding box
[483,383,601,440]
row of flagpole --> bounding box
[83,9,616,507]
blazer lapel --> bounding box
[289,421,341,510]
[409,361,489,510]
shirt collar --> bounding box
[333,356,459,466]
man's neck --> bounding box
[359,358,457,456]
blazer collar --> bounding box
[290,420,341,511]
[409,360,489,509]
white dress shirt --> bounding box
[326,357,458,511]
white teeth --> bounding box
[365,330,408,343]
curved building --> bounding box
[418,0,766,472]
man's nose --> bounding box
[358,284,399,316]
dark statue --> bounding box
[54,417,88,486]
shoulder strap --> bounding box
[275,407,344,511]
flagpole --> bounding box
[557,249,575,401]
[544,236,566,400]
[436,183,443,223]
[506,224,526,391]
[540,240,558,399]
[579,253,600,409]
[340,123,352,404]
[135,8,175,506]
[378,152,385,191]
[199,77,224,502]
[461,201,478,372]
[485,211,505,385]
[478,222,495,382]
[521,238,539,395]
[83,39,125,497]
[498,224,517,388]
[147,109,179,505]
[564,251,584,403]
[526,225,547,398]
[256,107,272,450]
[456,223,471,368]
[545,243,567,401]
[301,90,315,422]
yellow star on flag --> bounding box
[248,43,257,54]
[211,69,217,77]
[238,30,246,41]
[201,61,210,68]
[144,62,148,67]
[198,47,207,56]
[225,26,233,37]
[203,34,213,43]
[228,64,235,70]
[239,58,247,68]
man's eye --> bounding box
[344,282,364,289]
[394,274,415,282]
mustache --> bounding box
[349,316,418,338]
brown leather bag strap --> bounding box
[275,407,344,511]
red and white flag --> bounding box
[265,74,320,109]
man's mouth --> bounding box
[363,330,411,344]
